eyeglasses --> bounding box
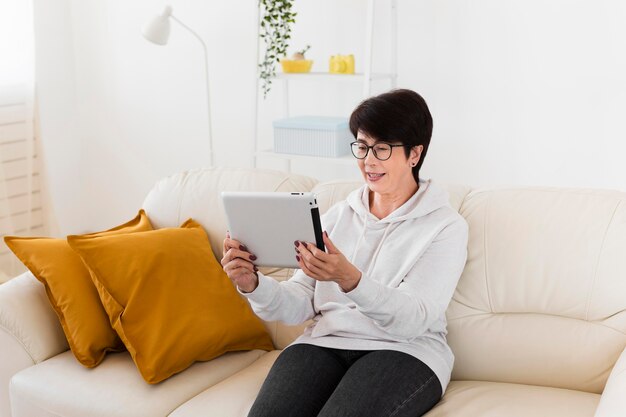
[350,141,407,161]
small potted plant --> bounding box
[280,45,313,74]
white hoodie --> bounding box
[241,178,469,393]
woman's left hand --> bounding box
[295,231,362,292]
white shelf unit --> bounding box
[253,0,397,173]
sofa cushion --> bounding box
[169,350,280,417]
[9,349,267,417]
[3,210,152,368]
[424,380,600,417]
[311,180,363,214]
[67,219,274,384]
[449,187,626,393]
[169,356,601,417]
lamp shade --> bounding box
[142,5,173,45]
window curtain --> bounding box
[0,1,42,283]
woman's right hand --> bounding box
[221,232,259,293]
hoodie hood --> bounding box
[344,178,451,267]
[347,178,451,225]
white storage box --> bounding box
[273,116,353,157]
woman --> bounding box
[221,89,468,417]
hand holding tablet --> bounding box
[221,231,259,293]
[221,191,361,292]
[294,232,362,292]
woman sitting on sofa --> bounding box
[221,88,469,417]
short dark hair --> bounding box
[348,89,433,184]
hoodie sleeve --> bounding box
[239,270,317,325]
[238,202,343,325]
[343,217,469,341]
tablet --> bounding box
[221,191,325,268]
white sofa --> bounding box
[1,167,625,417]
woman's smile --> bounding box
[366,172,385,182]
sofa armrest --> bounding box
[0,272,68,417]
[594,345,626,417]
[0,271,69,417]
[0,271,69,362]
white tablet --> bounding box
[221,191,325,268]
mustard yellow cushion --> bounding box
[67,219,274,384]
[3,210,153,367]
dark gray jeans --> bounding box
[248,343,442,417]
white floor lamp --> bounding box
[142,5,214,167]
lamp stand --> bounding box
[170,16,214,167]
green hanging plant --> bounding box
[258,0,296,98]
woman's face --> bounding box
[355,130,422,195]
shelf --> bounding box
[253,0,397,173]
[275,72,396,82]
[256,149,356,166]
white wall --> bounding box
[33,0,83,236]
[0,1,34,85]
[33,0,626,234]
[408,0,626,190]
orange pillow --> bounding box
[3,210,153,367]
[67,219,274,384]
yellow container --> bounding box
[280,59,313,73]
[329,54,355,74]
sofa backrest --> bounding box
[451,186,626,394]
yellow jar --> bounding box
[329,54,355,74]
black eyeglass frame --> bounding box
[350,141,408,161]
